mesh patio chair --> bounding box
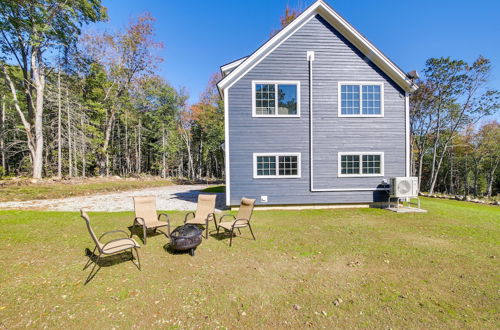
[184,194,217,239]
[81,209,140,284]
[131,196,171,244]
[217,198,256,246]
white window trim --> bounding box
[338,152,384,177]
[252,80,301,118]
[337,82,384,118]
[253,152,301,179]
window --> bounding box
[338,152,384,177]
[254,153,301,178]
[362,154,381,174]
[338,82,383,117]
[253,81,300,117]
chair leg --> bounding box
[237,228,241,235]
[83,246,97,270]
[143,224,147,244]
[132,247,141,270]
[85,253,101,285]
[229,228,234,247]
[213,215,218,231]
[248,224,256,240]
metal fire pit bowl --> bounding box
[169,224,203,256]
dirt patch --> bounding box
[396,232,453,249]
[0,184,226,211]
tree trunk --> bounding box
[1,64,37,175]
[162,127,166,178]
[465,154,469,196]
[137,119,142,173]
[66,88,72,178]
[73,125,78,177]
[417,151,424,192]
[0,95,5,174]
[98,109,116,176]
[57,66,62,179]
[449,149,454,195]
[125,114,130,175]
[486,158,499,197]
[81,115,86,177]
[31,50,45,179]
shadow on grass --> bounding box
[83,247,140,285]
[171,189,227,210]
[209,228,255,246]
[84,248,135,267]
[162,243,196,256]
[128,226,169,244]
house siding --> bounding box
[226,14,406,206]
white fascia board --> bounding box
[221,57,249,76]
[217,0,418,94]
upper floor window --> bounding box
[338,82,384,117]
[253,153,301,178]
[338,152,384,177]
[252,81,300,117]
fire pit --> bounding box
[169,224,203,256]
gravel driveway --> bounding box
[0,184,226,212]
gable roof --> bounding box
[217,0,418,95]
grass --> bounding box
[201,185,225,193]
[0,198,498,328]
[0,178,173,202]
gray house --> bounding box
[217,0,418,207]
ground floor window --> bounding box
[254,153,301,178]
[338,152,384,177]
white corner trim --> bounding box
[224,89,230,206]
[337,152,385,177]
[217,0,417,94]
[337,82,384,118]
[251,81,301,118]
[253,152,302,179]
[405,92,410,177]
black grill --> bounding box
[170,224,202,256]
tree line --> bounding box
[410,57,500,197]
[0,0,223,181]
[1,2,499,198]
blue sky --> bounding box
[97,0,500,105]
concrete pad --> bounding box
[386,207,428,213]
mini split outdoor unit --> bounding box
[389,177,419,198]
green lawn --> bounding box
[0,198,498,328]
[0,178,173,202]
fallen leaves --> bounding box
[347,261,362,268]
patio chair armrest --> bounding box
[134,217,146,226]
[99,230,130,240]
[184,212,196,223]
[158,213,170,222]
[207,212,217,222]
[219,214,236,222]
[232,218,250,229]
[158,213,171,236]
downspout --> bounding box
[307,51,315,192]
